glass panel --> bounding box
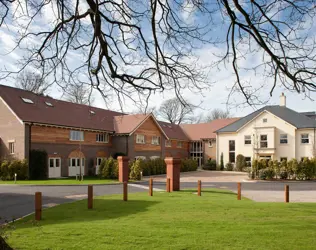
[72,158,76,167]
[82,158,85,166]
[229,152,235,163]
[55,158,60,167]
[229,140,235,151]
[49,159,54,168]
[76,158,80,166]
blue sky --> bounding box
[0,0,315,118]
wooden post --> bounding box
[166,178,170,192]
[35,192,42,221]
[88,185,93,209]
[198,180,201,196]
[123,181,128,201]
[149,178,153,196]
[237,182,241,200]
[285,185,289,203]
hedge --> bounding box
[202,159,217,170]
[98,157,118,179]
[0,159,28,180]
[29,149,48,179]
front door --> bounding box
[48,158,61,178]
[68,158,85,176]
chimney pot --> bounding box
[280,93,286,107]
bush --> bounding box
[0,161,10,180]
[236,154,246,172]
[300,157,314,180]
[140,158,165,176]
[181,159,198,172]
[0,160,28,180]
[287,159,299,179]
[129,159,142,180]
[99,157,118,179]
[220,153,224,171]
[203,159,217,170]
[225,162,233,171]
[29,150,47,179]
[279,167,288,179]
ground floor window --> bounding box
[245,157,251,166]
[135,156,146,160]
[96,157,106,166]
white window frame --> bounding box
[165,140,171,147]
[177,141,183,148]
[96,157,105,166]
[280,134,288,144]
[150,156,160,160]
[151,136,160,145]
[9,142,15,154]
[301,134,309,144]
[96,133,109,143]
[135,156,146,160]
[69,157,85,167]
[244,135,251,145]
[69,130,84,141]
[136,134,145,144]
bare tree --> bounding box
[157,98,195,124]
[204,109,231,122]
[131,106,157,115]
[64,84,94,105]
[1,1,316,107]
[15,71,50,95]
[186,113,205,124]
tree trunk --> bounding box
[0,236,13,250]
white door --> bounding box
[96,157,105,175]
[48,158,61,178]
[68,158,85,176]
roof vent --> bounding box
[21,97,34,104]
[45,102,53,107]
[90,110,95,115]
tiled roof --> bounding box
[217,105,316,133]
[158,121,189,141]
[114,114,149,134]
[0,84,123,132]
[180,118,239,140]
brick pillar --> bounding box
[165,157,181,191]
[118,156,129,183]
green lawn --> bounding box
[5,189,316,250]
[0,176,118,185]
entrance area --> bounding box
[48,158,61,178]
[68,158,85,176]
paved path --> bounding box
[0,184,145,224]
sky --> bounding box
[0,0,316,119]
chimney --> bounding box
[280,92,286,107]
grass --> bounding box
[0,176,118,185]
[5,189,316,250]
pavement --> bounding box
[1,170,316,224]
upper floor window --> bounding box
[96,133,109,143]
[260,135,268,148]
[301,134,309,144]
[208,140,213,147]
[280,134,288,144]
[177,141,183,148]
[152,136,160,145]
[244,135,251,145]
[165,140,171,147]
[263,118,267,123]
[9,142,15,154]
[136,134,145,144]
[70,130,84,141]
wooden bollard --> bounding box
[149,178,153,196]
[285,185,289,203]
[123,181,128,201]
[198,180,201,196]
[35,192,42,221]
[166,178,170,192]
[237,182,241,200]
[88,185,93,209]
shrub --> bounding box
[140,158,165,176]
[29,149,47,180]
[236,154,246,172]
[245,167,254,179]
[300,157,314,180]
[252,159,259,178]
[99,157,118,179]
[129,159,142,180]
[0,161,10,180]
[181,159,198,172]
[279,167,288,180]
[220,153,224,171]
[203,159,217,170]
[9,160,28,180]
[98,159,106,176]
[225,162,233,171]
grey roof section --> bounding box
[217,105,316,133]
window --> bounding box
[9,142,14,154]
[245,157,251,166]
[152,136,160,145]
[177,141,183,148]
[280,157,287,162]
[244,135,251,145]
[21,97,34,104]
[96,133,109,143]
[89,110,95,114]
[263,118,267,123]
[70,130,84,141]
[260,135,268,148]
[45,102,53,107]
[135,156,146,160]
[301,134,309,144]
[280,134,288,144]
[136,134,145,144]
[165,140,171,147]
[229,140,235,163]
[150,156,160,160]
[56,158,60,167]
[69,158,85,167]
[96,157,105,166]
[49,158,54,168]
[208,140,213,147]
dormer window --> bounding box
[45,102,53,107]
[21,97,34,104]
